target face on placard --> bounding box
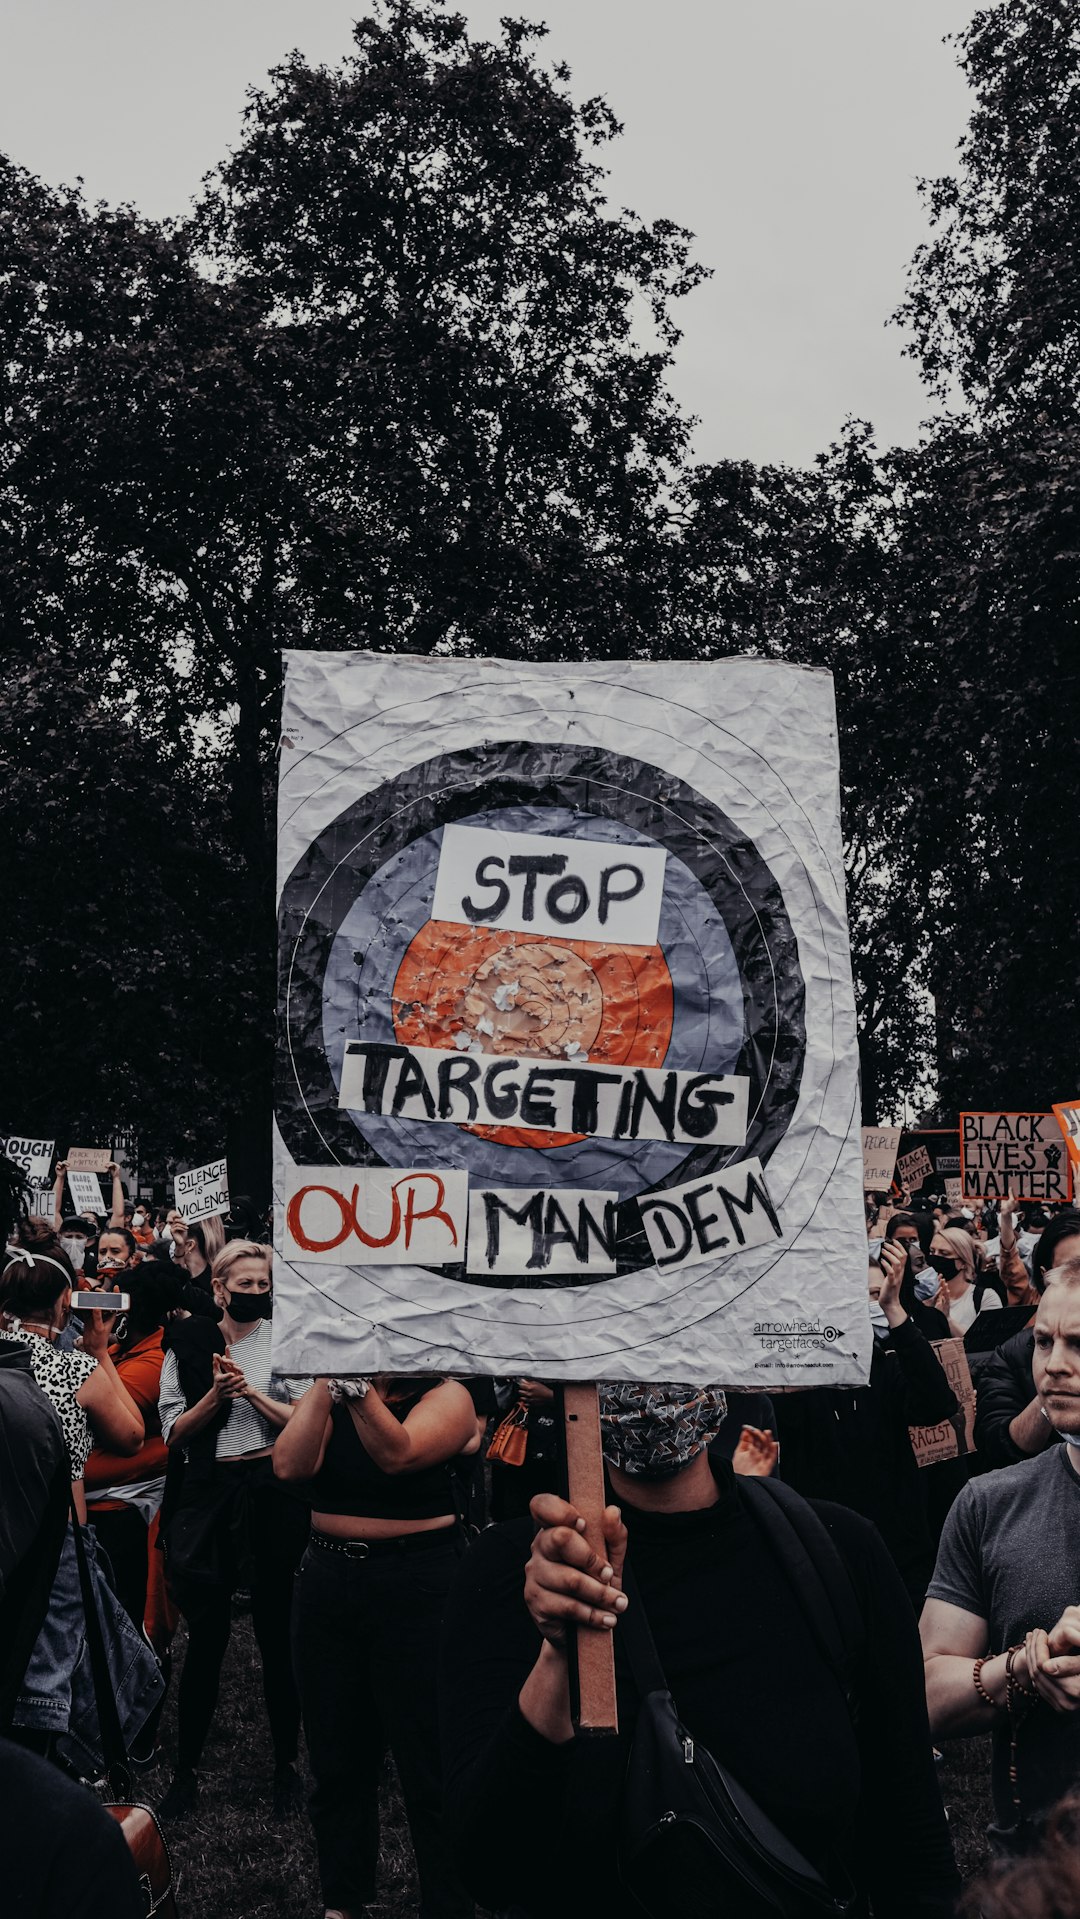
[277,741,806,1286]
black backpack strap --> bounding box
[736,1478,864,1708]
[68,1493,132,1797]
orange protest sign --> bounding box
[1052,1101,1080,1168]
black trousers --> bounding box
[292,1531,473,1917]
[89,1506,150,1632]
[166,1461,308,1774]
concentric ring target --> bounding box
[277,742,806,1285]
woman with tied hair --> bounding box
[156,1240,307,1822]
[930,1224,1001,1337]
[440,1379,959,1918]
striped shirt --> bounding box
[158,1319,290,1459]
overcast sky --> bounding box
[1,1,978,467]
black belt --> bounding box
[310,1525,459,1560]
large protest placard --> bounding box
[961,1112,1073,1202]
[862,1127,901,1192]
[273,654,869,1384]
[174,1159,230,1223]
[1,1135,54,1186]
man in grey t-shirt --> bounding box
[922,1256,1080,1841]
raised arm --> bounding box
[52,1159,67,1233]
[107,1162,125,1229]
[273,1379,334,1480]
[345,1378,477,1474]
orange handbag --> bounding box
[105,1805,178,1918]
[487,1401,529,1467]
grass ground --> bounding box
[139,1613,997,1917]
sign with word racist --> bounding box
[174,1158,230,1223]
[910,1339,976,1466]
[1,1135,54,1186]
[961,1112,1073,1203]
[273,654,869,1383]
[862,1126,901,1192]
[1052,1100,1080,1168]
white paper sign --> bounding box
[468,1186,618,1277]
[861,1126,901,1192]
[67,1170,105,1214]
[284,1166,468,1265]
[1,1136,54,1185]
[29,1190,54,1219]
[174,1158,230,1223]
[639,1158,783,1273]
[339,1041,749,1149]
[433,823,666,945]
[274,654,870,1385]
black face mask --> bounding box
[934,1255,959,1283]
[223,1289,272,1323]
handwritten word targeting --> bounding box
[339,1041,749,1150]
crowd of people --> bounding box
[4,1155,1080,1917]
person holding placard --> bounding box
[156,1241,306,1824]
[441,1378,958,1917]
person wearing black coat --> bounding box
[774,1240,958,1608]
[972,1213,1080,1467]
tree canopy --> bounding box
[3,0,1079,1182]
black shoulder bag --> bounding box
[618,1479,860,1919]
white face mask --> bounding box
[161,1225,173,1244]
[132,1213,146,1229]
[60,1236,86,1272]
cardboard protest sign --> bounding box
[67,1147,111,1173]
[909,1339,976,1466]
[862,1127,901,1192]
[896,1144,933,1191]
[1052,1101,1080,1168]
[273,654,869,1383]
[1,1136,54,1185]
[944,1177,964,1211]
[174,1159,229,1223]
[67,1170,105,1215]
[961,1112,1073,1202]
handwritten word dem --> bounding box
[639,1157,783,1274]
[468,1186,619,1277]
[432,823,667,945]
[961,1111,1073,1202]
[284,1166,468,1265]
[339,1042,749,1149]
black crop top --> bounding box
[306,1390,457,1520]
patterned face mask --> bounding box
[598,1382,729,1478]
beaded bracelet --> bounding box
[1004,1641,1037,1816]
[972,1654,995,1709]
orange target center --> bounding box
[392,921,674,1147]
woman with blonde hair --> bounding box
[156,1241,308,1822]
[929,1224,1001,1336]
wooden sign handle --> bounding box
[562,1381,619,1736]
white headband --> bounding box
[3,1246,72,1282]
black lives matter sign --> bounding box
[961,1111,1073,1203]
